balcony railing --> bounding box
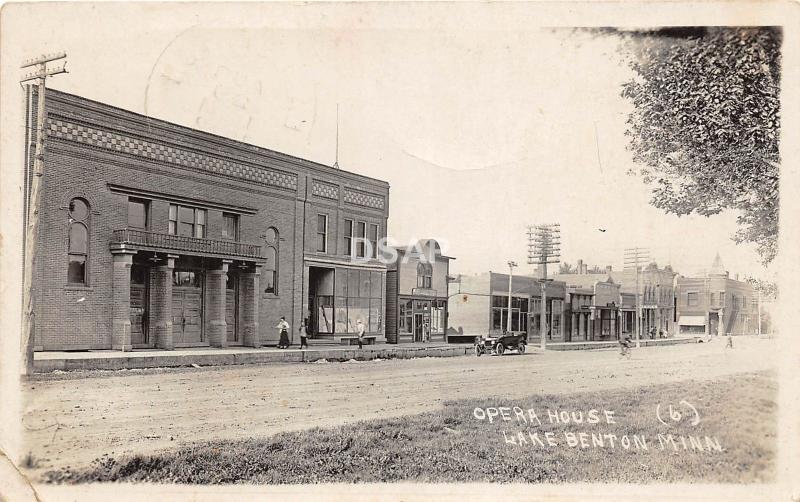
[111,228,264,260]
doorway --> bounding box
[709,312,720,336]
[309,267,335,338]
[172,270,204,346]
[130,264,149,346]
[226,271,239,344]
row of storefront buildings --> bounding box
[22,87,763,352]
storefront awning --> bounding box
[678,315,706,326]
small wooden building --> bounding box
[385,240,453,343]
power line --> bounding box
[20,52,68,376]
[527,224,561,350]
[623,247,650,349]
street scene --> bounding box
[0,2,792,500]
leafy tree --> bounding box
[744,276,778,300]
[559,262,576,274]
[613,27,781,264]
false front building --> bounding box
[24,86,389,351]
[384,239,453,343]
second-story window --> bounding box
[343,219,353,256]
[368,223,379,259]
[169,204,206,238]
[356,221,366,258]
[417,262,433,289]
[128,198,149,229]
[222,213,238,240]
[317,214,328,253]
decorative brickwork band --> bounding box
[111,252,135,351]
[240,266,261,347]
[343,188,385,210]
[312,180,339,200]
[205,263,229,348]
[150,257,176,349]
[47,118,298,191]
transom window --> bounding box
[169,204,206,238]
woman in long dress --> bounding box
[276,317,291,348]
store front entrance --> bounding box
[130,264,149,346]
[226,271,239,344]
[172,270,204,346]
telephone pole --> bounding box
[624,247,650,349]
[20,52,68,376]
[527,224,561,350]
[506,261,517,333]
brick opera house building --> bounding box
[24,87,390,351]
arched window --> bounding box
[67,198,90,284]
[263,227,278,294]
[416,261,433,289]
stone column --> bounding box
[206,260,230,348]
[241,264,261,347]
[111,251,136,351]
[151,255,177,350]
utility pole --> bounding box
[20,52,68,376]
[527,224,561,350]
[506,261,517,333]
[757,288,762,336]
[624,247,650,349]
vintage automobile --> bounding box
[474,332,527,356]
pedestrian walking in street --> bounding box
[356,318,366,349]
[276,316,290,349]
[299,319,309,349]
[424,321,431,343]
[725,335,734,349]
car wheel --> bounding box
[495,343,505,356]
[518,343,526,355]
[474,345,482,357]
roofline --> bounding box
[46,87,390,188]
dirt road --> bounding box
[22,337,775,476]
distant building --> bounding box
[384,240,453,343]
[447,272,567,343]
[676,254,758,336]
[553,272,622,341]
[609,262,677,337]
[554,259,677,339]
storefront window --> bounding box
[491,295,528,332]
[431,299,446,334]
[399,299,413,333]
[335,268,384,334]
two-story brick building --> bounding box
[23,86,390,351]
[675,254,758,336]
[384,239,453,343]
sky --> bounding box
[0,2,780,281]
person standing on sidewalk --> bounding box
[276,317,291,349]
[299,319,309,349]
[356,318,366,349]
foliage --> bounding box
[744,276,778,300]
[42,372,775,484]
[615,27,781,264]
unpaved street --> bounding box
[23,338,775,476]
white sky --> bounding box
[0,2,782,281]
